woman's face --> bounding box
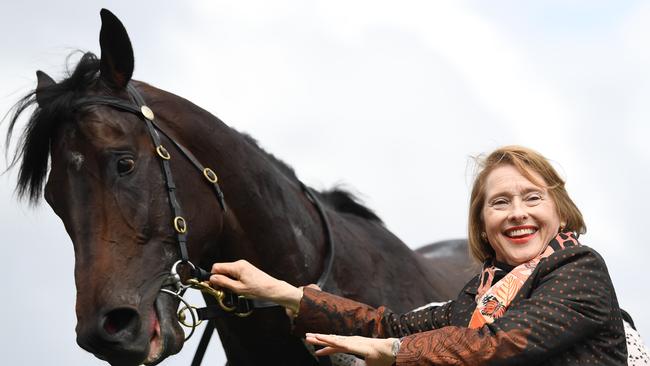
[482,164,562,266]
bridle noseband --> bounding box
[72,82,335,364]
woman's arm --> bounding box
[293,287,454,338]
[209,260,455,337]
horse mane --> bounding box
[6,52,102,204]
[6,51,383,223]
[319,188,383,223]
[238,134,382,223]
[239,133,299,180]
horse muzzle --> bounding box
[75,293,184,366]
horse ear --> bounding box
[99,9,134,89]
[35,70,56,107]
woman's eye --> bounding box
[525,193,542,204]
[490,198,509,208]
[117,158,135,175]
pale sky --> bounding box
[1,1,648,365]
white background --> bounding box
[1,1,648,365]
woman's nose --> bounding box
[508,199,528,222]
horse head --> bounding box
[10,9,227,365]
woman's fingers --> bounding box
[305,283,321,291]
[317,334,352,346]
[306,334,352,356]
[305,334,333,347]
[314,346,345,356]
[209,273,241,292]
[306,334,355,349]
[211,261,244,278]
[208,260,285,301]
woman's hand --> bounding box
[209,260,303,312]
[306,333,397,366]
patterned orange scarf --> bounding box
[468,231,580,329]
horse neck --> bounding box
[144,85,454,312]
[147,86,326,285]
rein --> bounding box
[72,83,335,365]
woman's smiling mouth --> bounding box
[504,226,538,244]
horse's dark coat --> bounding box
[6,9,476,366]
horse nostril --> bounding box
[102,308,139,336]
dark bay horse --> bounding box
[6,9,476,366]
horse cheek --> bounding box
[112,175,153,240]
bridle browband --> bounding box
[72,82,335,365]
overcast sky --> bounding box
[1,1,648,365]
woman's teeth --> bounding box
[506,228,536,237]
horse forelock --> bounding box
[6,52,102,204]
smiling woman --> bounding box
[209,145,647,365]
[468,146,584,266]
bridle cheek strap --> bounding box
[73,84,226,263]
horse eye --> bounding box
[117,158,135,175]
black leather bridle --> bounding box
[72,83,335,365]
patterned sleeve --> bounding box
[395,247,624,365]
[292,287,454,338]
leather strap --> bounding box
[191,320,216,366]
[300,183,334,289]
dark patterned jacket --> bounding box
[293,245,627,365]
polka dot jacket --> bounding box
[293,245,627,365]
